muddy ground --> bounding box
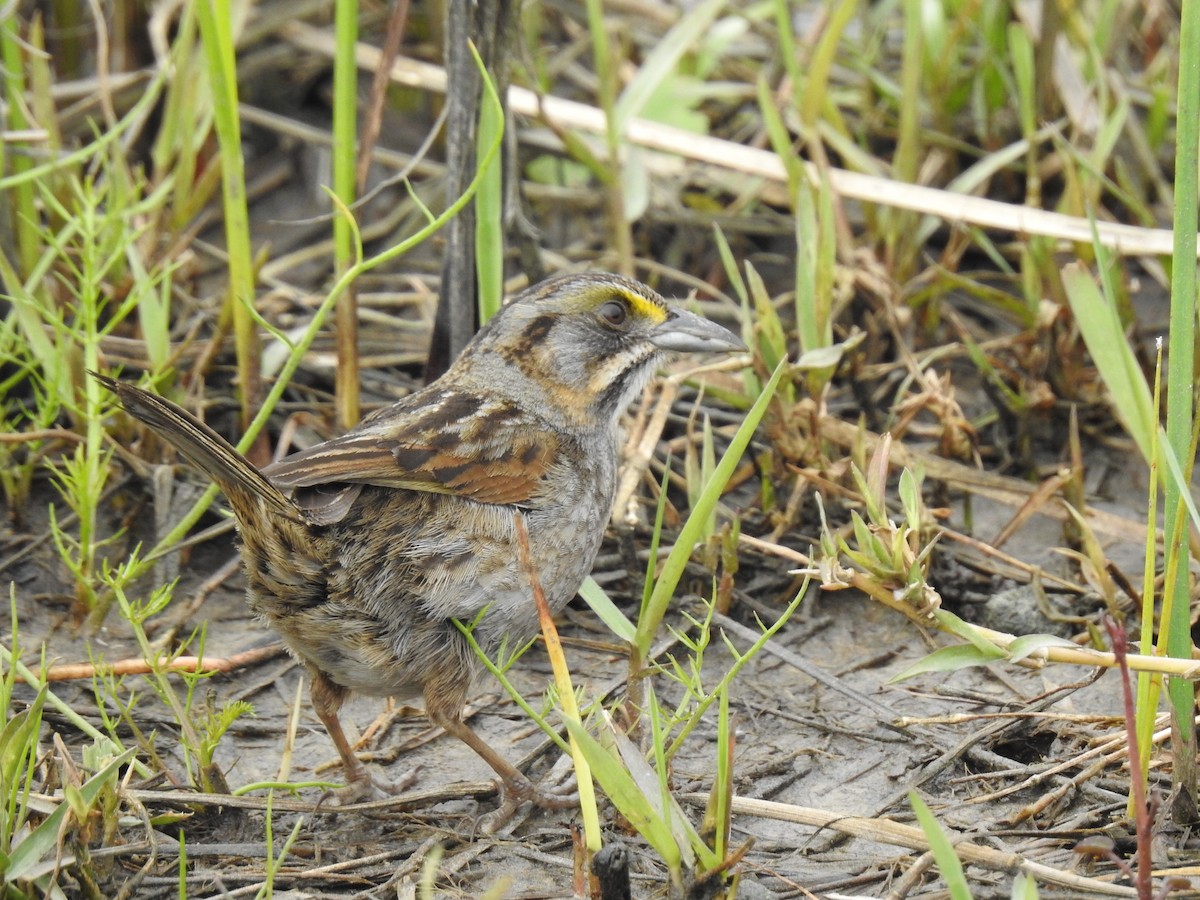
[2,2,1196,898]
[4,436,1177,897]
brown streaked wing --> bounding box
[262,395,558,508]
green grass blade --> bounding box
[634,357,787,658]
[909,792,972,900]
[1060,263,1155,458]
[6,747,137,881]
[1164,0,1200,753]
[578,577,636,643]
[613,0,725,135]
[194,0,260,426]
[475,73,505,323]
[561,717,681,872]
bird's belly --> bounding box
[273,486,611,695]
[270,603,465,700]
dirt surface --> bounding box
[2,2,1196,898]
[3,465,1176,897]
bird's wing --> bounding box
[261,389,559,522]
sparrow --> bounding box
[97,272,744,827]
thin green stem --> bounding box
[333,0,360,427]
[1164,0,1200,781]
[195,0,261,431]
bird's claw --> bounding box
[320,766,418,807]
[478,774,577,833]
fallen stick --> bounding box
[31,644,285,682]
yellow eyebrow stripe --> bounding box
[620,288,669,325]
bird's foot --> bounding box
[478,772,577,833]
[320,765,418,807]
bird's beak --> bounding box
[649,307,747,353]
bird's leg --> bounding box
[428,703,576,832]
[310,671,415,802]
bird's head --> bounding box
[446,273,745,429]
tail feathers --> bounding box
[94,373,300,523]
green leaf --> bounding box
[891,643,1007,682]
[1011,872,1041,899]
[934,609,1007,655]
[637,74,711,134]
[798,0,858,127]
[756,74,804,193]
[475,70,506,323]
[7,747,136,882]
[898,468,921,530]
[635,357,786,657]
[1,685,45,786]
[608,703,709,869]
[711,226,748,305]
[621,147,650,222]
[1007,634,1079,663]
[1063,259,1200,540]
[612,0,726,134]
[793,332,864,371]
[525,155,591,188]
[746,263,787,373]
[561,718,681,872]
[578,577,636,643]
[1061,263,1155,458]
[909,792,972,900]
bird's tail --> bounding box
[94,373,299,522]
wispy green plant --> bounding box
[662,584,807,760]
[0,597,47,891]
[0,597,136,898]
[0,12,177,613]
[14,169,173,619]
[104,559,252,795]
[256,795,303,900]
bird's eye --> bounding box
[598,300,628,327]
